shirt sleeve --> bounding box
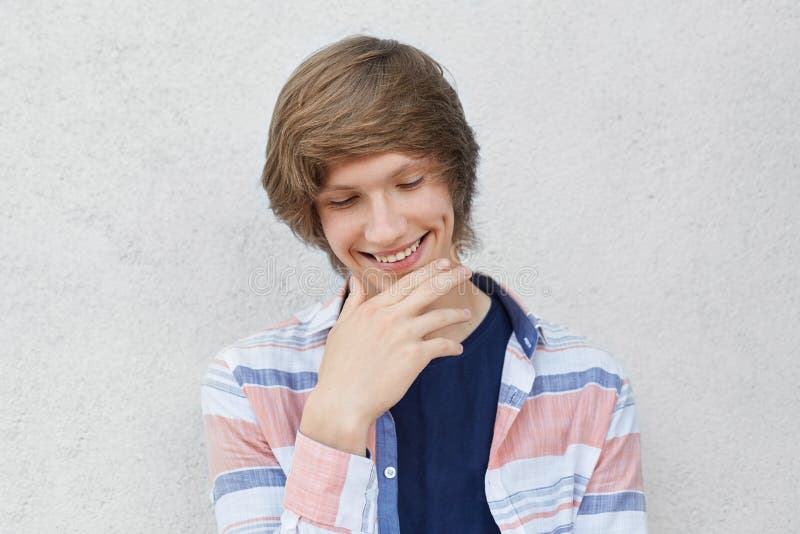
[574,373,648,533]
[201,356,379,533]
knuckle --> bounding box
[393,321,412,340]
[441,309,460,325]
[401,343,420,361]
[430,275,452,294]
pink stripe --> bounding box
[584,433,644,493]
[294,516,351,533]
[204,415,279,481]
[261,317,302,330]
[320,281,348,310]
[222,516,280,534]
[283,432,350,527]
[491,385,617,467]
[488,404,519,468]
[507,346,528,361]
[243,386,310,447]
[236,340,326,352]
[537,344,593,353]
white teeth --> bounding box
[374,236,423,263]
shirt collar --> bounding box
[302,271,546,359]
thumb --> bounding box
[340,274,366,319]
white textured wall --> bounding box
[2,1,798,532]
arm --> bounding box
[574,375,648,533]
[201,262,470,532]
[201,357,378,533]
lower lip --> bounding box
[363,232,429,272]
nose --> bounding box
[364,194,407,246]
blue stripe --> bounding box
[234,367,318,390]
[213,468,287,502]
[202,380,246,398]
[577,492,646,515]
[376,412,401,534]
[530,367,622,397]
[615,400,637,413]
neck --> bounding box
[424,277,492,344]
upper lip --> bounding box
[366,233,426,257]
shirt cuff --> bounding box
[283,430,378,532]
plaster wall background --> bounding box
[2,1,798,532]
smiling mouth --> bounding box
[361,231,429,263]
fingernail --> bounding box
[436,258,451,269]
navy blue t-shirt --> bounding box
[389,289,512,533]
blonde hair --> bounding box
[261,35,480,275]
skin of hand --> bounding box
[299,259,473,452]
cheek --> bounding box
[320,214,363,261]
[429,190,455,227]
[414,184,453,219]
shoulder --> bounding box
[208,300,330,386]
[529,314,631,397]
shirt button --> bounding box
[384,466,397,479]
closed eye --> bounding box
[327,177,424,208]
[328,196,356,208]
[399,177,424,189]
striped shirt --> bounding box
[201,271,647,533]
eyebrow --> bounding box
[319,160,424,193]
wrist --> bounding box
[300,390,371,456]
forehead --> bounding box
[320,152,434,192]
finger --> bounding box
[418,337,464,362]
[408,307,472,339]
[398,264,473,314]
[339,275,366,320]
[372,258,453,306]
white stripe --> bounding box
[205,361,241,388]
[500,347,536,393]
[486,443,601,519]
[201,383,259,424]
[532,345,622,377]
[272,445,295,475]
[607,402,641,438]
[214,486,285,533]
[574,510,648,533]
[334,454,378,531]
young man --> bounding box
[202,36,647,533]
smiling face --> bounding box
[315,151,457,297]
